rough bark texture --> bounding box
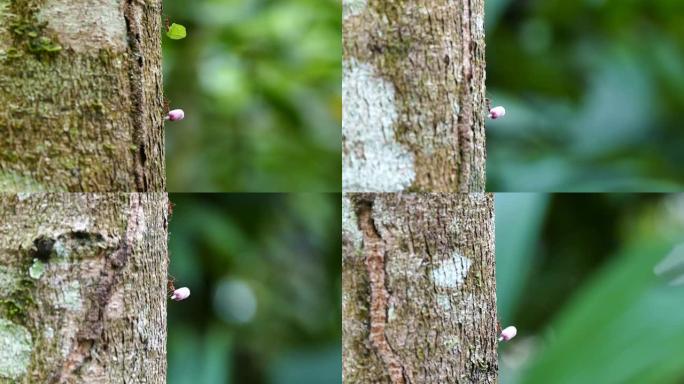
[0,193,168,383]
[342,193,496,383]
[0,0,165,192]
[342,0,487,192]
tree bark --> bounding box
[342,1,487,192]
[342,193,497,383]
[0,193,168,383]
[0,0,165,192]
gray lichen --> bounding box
[0,318,33,380]
[0,172,47,193]
[56,280,82,311]
[342,195,362,249]
[431,252,472,289]
[342,0,367,19]
[342,59,415,192]
[37,0,127,53]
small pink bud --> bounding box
[498,326,517,342]
[166,109,185,121]
[488,106,506,120]
[171,287,190,301]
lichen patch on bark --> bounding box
[431,252,472,289]
[342,0,366,19]
[342,195,363,249]
[56,280,82,311]
[342,59,415,192]
[0,172,47,193]
[37,0,127,52]
[0,318,32,380]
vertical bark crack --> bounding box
[124,0,147,192]
[354,197,413,384]
[457,0,475,191]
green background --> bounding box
[167,193,341,384]
[497,193,684,383]
[486,0,684,191]
[163,0,341,192]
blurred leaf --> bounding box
[521,239,684,384]
[167,23,187,40]
[496,194,549,322]
[267,346,341,384]
[486,0,684,191]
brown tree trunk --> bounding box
[0,193,168,383]
[342,1,487,192]
[342,193,497,383]
[0,0,165,192]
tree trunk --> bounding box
[342,193,497,383]
[0,0,165,192]
[342,1,487,192]
[0,193,168,383]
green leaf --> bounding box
[166,23,187,40]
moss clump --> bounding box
[7,2,62,58]
[0,275,35,325]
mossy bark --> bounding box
[0,0,165,192]
[0,193,168,383]
[342,193,497,383]
[342,1,487,192]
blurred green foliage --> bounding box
[163,0,341,192]
[167,193,341,383]
[497,193,684,383]
[486,0,684,191]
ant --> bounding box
[167,274,177,295]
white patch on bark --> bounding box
[436,293,452,312]
[134,209,147,242]
[71,217,91,232]
[342,196,362,249]
[343,0,367,19]
[431,252,472,288]
[474,14,485,37]
[43,326,54,340]
[0,318,32,380]
[37,0,127,52]
[53,239,69,258]
[57,281,83,311]
[342,59,415,192]
[105,288,125,319]
[387,303,397,322]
